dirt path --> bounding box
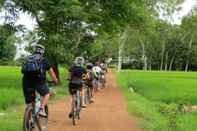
[47,71,141,131]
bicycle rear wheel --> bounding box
[72,102,76,125]
[23,105,39,131]
[37,105,48,131]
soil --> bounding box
[47,71,141,131]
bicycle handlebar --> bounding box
[47,80,57,87]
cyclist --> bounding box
[22,44,58,117]
[92,62,102,91]
[85,62,94,102]
[100,61,107,88]
[68,57,87,118]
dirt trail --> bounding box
[47,71,141,131]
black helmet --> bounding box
[86,62,93,69]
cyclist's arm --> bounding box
[48,68,58,84]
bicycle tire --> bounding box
[72,98,76,126]
[23,105,33,131]
[37,105,49,131]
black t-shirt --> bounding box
[23,57,51,83]
[69,65,86,80]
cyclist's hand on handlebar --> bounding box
[54,78,59,85]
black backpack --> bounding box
[21,54,43,75]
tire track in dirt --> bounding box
[47,71,141,131]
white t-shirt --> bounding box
[93,66,102,78]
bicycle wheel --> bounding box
[37,105,48,131]
[86,87,91,104]
[72,98,76,126]
[84,87,89,105]
[23,105,34,131]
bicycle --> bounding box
[23,81,55,131]
[100,73,106,89]
[71,89,81,126]
[84,83,93,105]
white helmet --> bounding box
[34,44,45,54]
[74,56,85,67]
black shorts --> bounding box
[22,77,49,104]
[85,81,93,88]
[69,82,82,95]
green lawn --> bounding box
[0,66,68,131]
[116,70,197,131]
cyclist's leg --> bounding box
[68,83,78,118]
[35,82,49,115]
[80,84,87,107]
[22,78,35,105]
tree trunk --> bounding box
[117,30,127,72]
[169,54,175,71]
[164,52,168,71]
[140,40,147,70]
[160,43,165,71]
[185,37,193,72]
[149,58,152,71]
[118,44,123,72]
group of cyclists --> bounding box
[21,44,108,123]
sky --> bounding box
[172,0,196,24]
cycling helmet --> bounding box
[34,44,45,54]
[86,62,93,69]
[74,56,85,67]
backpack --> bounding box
[21,54,43,75]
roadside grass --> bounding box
[118,70,197,104]
[0,66,68,130]
[116,70,197,131]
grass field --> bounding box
[0,66,68,131]
[116,70,197,131]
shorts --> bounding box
[69,82,82,95]
[22,77,49,104]
[85,81,93,88]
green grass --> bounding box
[116,70,197,131]
[0,66,68,130]
[118,70,197,104]
[0,66,23,110]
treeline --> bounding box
[116,12,197,71]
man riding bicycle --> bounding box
[84,62,94,102]
[68,56,87,118]
[22,44,58,117]
[92,62,102,91]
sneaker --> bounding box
[39,108,47,117]
[81,104,87,108]
[69,112,73,118]
[90,99,94,103]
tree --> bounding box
[0,24,17,64]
